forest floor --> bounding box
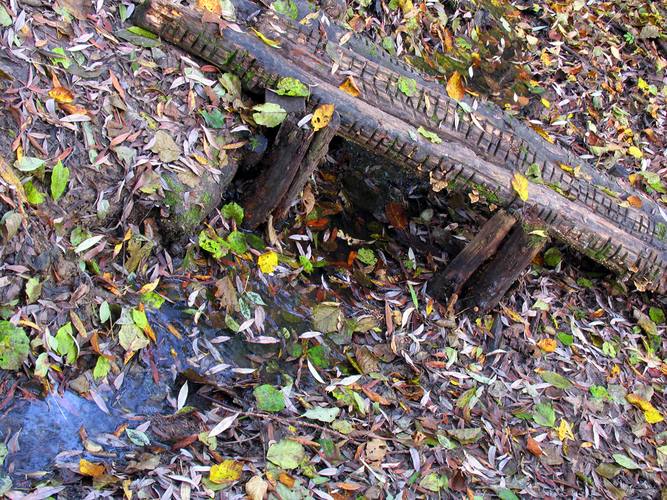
[0,0,666,499]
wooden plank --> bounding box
[464,223,547,312]
[429,210,516,299]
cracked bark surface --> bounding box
[133,0,667,293]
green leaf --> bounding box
[638,171,667,193]
[307,344,329,368]
[254,384,285,412]
[141,292,165,309]
[252,103,287,127]
[131,308,149,330]
[0,321,30,371]
[272,0,298,19]
[302,406,339,423]
[498,488,520,500]
[99,301,111,323]
[331,419,353,434]
[589,385,609,400]
[275,76,309,97]
[50,47,71,68]
[93,356,111,380]
[126,25,158,39]
[649,307,665,324]
[397,76,418,97]
[613,453,641,470]
[419,473,448,492]
[417,126,442,144]
[226,230,248,254]
[118,323,149,352]
[54,322,78,365]
[543,247,562,267]
[34,352,50,378]
[525,162,543,183]
[14,156,45,172]
[266,439,305,469]
[299,255,313,273]
[0,6,12,27]
[356,248,377,266]
[221,202,244,225]
[198,230,229,259]
[557,331,573,346]
[50,160,70,201]
[200,108,226,129]
[533,402,556,427]
[24,181,45,205]
[539,371,572,389]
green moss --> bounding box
[470,182,501,204]
[656,222,666,241]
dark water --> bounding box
[0,288,312,477]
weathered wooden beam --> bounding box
[274,111,340,221]
[464,223,547,312]
[132,0,667,293]
[242,113,314,229]
[429,210,516,300]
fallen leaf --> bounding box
[628,146,643,159]
[246,475,269,500]
[446,71,465,101]
[526,436,543,456]
[417,126,442,144]
[252,28,281,48]
[302,406,340,423]
[626,195,642,208]
[512,172,529,201]
[613,453,641,470]
[258,251,278,274]
[558,418,575,442]
[254,384,285,412]
[537,338,557,352]
[365,438,388,466]
[626,393,664,424]
[197,0,221,14]
[312,104,335,131]
[266,439,305,469]
[49,86,74,104]
[150,130,181,163]
[252,103,287,128]
[385,202,408,230]
[209,460,243,484]
[339,76,361,97]
[79,458,105,477]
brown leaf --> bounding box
[446,71,465,101]
[385,202,408,230]
[527,436,543,456]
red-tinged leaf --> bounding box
[385,202,408,230]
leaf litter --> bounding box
[0,0,665,498]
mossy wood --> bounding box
[134,0,667,293]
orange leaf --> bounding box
[537,338,557,353]
[446,71,465,101]
[626,195,642,208]
[526,436,542,456]
[278,472,295,488]
[49,86,75,104]
[339,76,361,97]
[79,458,105,477]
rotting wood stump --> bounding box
[133,0,667,294]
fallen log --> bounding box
[133,0,667,293]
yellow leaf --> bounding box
[531,124,554,143]
[197,0,221,14]
[628,146,643,159]
[626,393,664,423]
[210,459,243,484]
[138,278,160,295]
[339,76,361,97]
[397,0,413,14]
[258,251,279,274]
[541,97,550,109]
[252,28,281,48]
[558,419,574,442]
[511,172,529,202]
[79,458,105,477]
[311,104,334,131]
[48,86,75,104]
[446,71,465,101]
[537,338,557,353]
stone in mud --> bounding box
[158,158,238,242]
